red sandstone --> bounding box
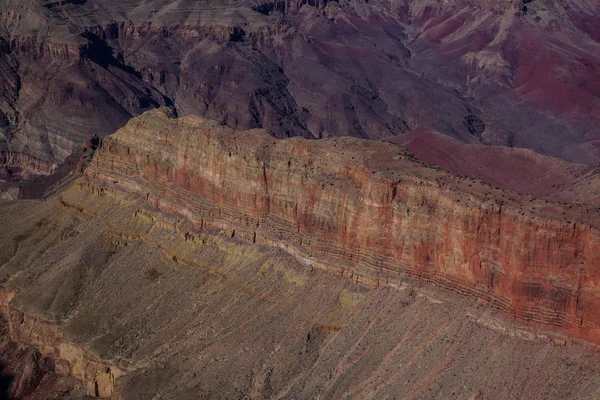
[85,109,600,346]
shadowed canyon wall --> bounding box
[84,109,600,346]
[2,0,600,178]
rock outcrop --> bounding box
[393,128,594,201]
[0,289,121,398]
[2,177,600,399]
[84,109,600,346]
[2,0,600,179]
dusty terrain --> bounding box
[1,0,600,398]
[0,110,600,398]
[1,179,600,399]
[1,0,600,183]
[392,129,595,201]
[84,109,600,345]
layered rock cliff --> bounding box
[2,176,600,398]
[84,108,600,346]
[2,0,600,179]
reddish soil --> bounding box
[393,128,592,200]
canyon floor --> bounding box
[0,183,600,399]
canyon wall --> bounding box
[0,289,121,398]
[85,108,600,346]
[3,0,600,178]
[4,180,600,398]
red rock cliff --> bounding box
[84,109,600,346]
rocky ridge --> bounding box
[84,108,600,347]
[1,173,600,398]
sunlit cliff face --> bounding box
[84,109,600,346]
[1,108,600,398]
[0,0,600,398]
[1,0,600,179]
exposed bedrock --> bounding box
[2,0,600,178]
[85,109,600,346]
[3,184,600,398]
[0,289,120,398]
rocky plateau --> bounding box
[1,0,600,398]
[0,109,599,398]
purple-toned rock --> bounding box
[0,0,599,177]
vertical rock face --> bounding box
[4,183,600,399]
[0,289,123,398]
[85,109,600,346]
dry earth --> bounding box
[1,0,600,183]
[0,184,600,399]
[0,111,600,398]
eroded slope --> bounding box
[0,182,600,399]
[83,109,600,347]
[1,0,600,180]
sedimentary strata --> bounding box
[84,109,600,346]
[2,0,600,177]
[1,181,600,398]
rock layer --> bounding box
[2,182,600,398]
[2,0,600,178]
[85,109,600,346]
[392,128,594,201]
[0,289,121,398]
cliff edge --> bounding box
[84,108,600,346]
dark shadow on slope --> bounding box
[44,0,87,9]
[0,364,13,400]
[80,31,142,79]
